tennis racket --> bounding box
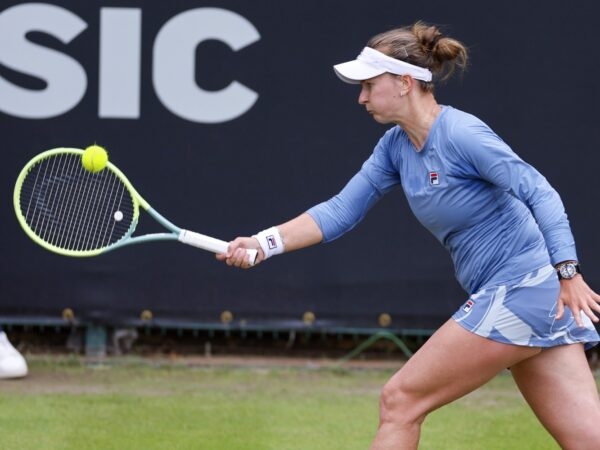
[13,147,257,264]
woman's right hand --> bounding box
[216,236,263,269]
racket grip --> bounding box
[178,230,258,265]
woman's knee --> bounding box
[378,377,428,426]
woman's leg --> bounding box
[511,344,600,450]
[370,319,541,450]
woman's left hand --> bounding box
[556,275,600,327]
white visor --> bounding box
[333,47,433,84]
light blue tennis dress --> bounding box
[307,106,599,348]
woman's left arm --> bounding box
[453,121,600,325]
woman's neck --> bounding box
[397,95,441,151]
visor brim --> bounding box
[333,60,386,84]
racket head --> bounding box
[13,148,145,257]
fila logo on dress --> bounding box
[429,171,440,185]
[462,299,474,313]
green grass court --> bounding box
[0,355,570,449]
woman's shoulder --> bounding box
[382,121,421,149]
[439,106,509,165]
[438,106,498,147]
[440,105,487,129]
[382,124,406,140]
[373,125,407,154]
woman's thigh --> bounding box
[384,319,541,419]
[510,344,600,449]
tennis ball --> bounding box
[81,145,108,173]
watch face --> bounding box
[559,263,577,279]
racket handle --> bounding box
[178,230,258,265]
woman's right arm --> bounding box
[218,212,323,268]
[219,167,391,269]
[220,131,400,268]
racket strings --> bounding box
[19,154,135,251]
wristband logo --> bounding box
[266,235,278,249]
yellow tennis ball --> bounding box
[81,145,108,173]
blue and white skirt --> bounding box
[452,265,599,350]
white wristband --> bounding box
[253,226,285,259]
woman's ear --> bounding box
[396,74,413,96]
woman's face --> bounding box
[358,73,404,124]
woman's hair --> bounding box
[367,21,468,92]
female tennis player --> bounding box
[219,21,600,449]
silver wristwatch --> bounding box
[556,261,581,280]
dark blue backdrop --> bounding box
[2,1,599,331]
